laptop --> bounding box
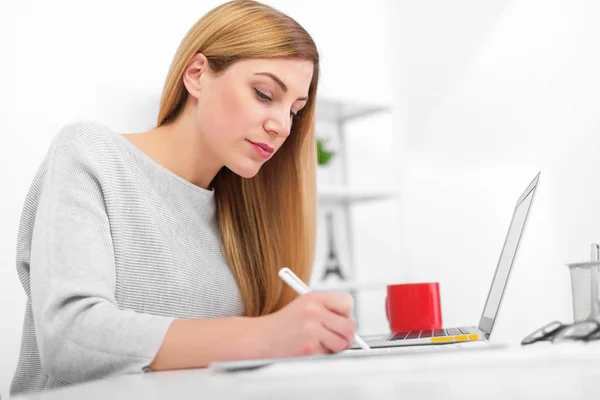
[209,172,540,370]
[355,171,540,349]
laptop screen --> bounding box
[478,174,539,335]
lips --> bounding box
[247,140,274,154]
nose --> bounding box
[264,108,292,138]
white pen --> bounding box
[278,267,371,350]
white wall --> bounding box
[1,0,395,395]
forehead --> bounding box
[227,58,314,94]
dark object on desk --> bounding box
[321,211,346,281]
[521,320,600,345]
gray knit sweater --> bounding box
[10,121,244,396]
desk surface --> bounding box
[16,342,600,400]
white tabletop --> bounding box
[15,341,600,400]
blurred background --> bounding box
[3,0,600,395]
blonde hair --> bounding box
[157,0,319,317]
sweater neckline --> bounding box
[108,126,216,198]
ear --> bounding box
[182,53,211,100]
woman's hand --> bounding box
[255,291,357,359]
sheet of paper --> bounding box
[208,341,500,373]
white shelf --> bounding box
[316,98,390,123]
[317,186,397,205]
[309,279,388,291]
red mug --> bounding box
[385,282,442,332]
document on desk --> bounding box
[208,341,504,372]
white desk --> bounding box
[16,342,600,400]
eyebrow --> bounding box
[254,72,309,101]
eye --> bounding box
[254,88,272,102]
[255,88,301,122]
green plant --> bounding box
[316,138,335,166]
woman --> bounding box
[10,0,356,395]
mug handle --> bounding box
[385,295,390,322]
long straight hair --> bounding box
[157,0,319,317]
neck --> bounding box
[127,101,222,190]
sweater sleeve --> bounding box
[30,123,175,383]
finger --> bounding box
[317,342,332,355]
[313,292,354,316]
[321,310,356,344]
[319,324,351,353]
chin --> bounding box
[228,160,263,179]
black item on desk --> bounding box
[521,320,600,345]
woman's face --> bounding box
[187,55,313,179]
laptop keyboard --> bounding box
[391,327,475,341]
